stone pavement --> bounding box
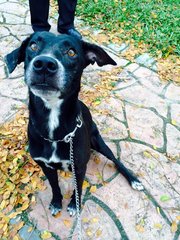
[0,0,180,239]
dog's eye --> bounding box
[67,49,76,57]
[30,43,38,52]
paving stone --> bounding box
[0,1,6,5]
[120,142,180,221]
[86,148,118,185]
[19,225,41,240]
[165,83,180,101]
[0,78,28,100]
[29,179,75,239]
[115,69,137,89]
[133,65,156,78]
[108,42,129,54]
[93,113,128,140]
[126,105,164,148]
[95,96,125,122]
[0,35,19,56]
[9,24,33,38]
[139,74,165,94]
[166,124,180,157]
[0,61,7,79]
[93,174,173,240]
[25,10,31,25]
[108,43,122,53]
[0,2,27,15]
[3,12,25,24]
[82,71,100,86]
[171,103,180,127]
[119,43,129,52]
[124,63,140,72]
[0,26,10,36]
[0,12,3,22]
[0,96,24,123]
[135,53,156,68]
[116,84,168,118]
[81,199,122,239]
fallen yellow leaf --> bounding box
[82,180,90,190]
[20,201,29,211]
[41,230,52,239]
[91,217,99,223]
[20,175,30,184]
[96,229,102,237]
[15,221,24,231]
[63,219,72,228]
[135,224,145,233]
[86,228,93,237]
[171,221,177,233]
[13,235,20,240]
[171,119,177,125]
[90,185,97,193]
[28,226,33,232]
[82,217,89,223]
[154,223,163,229]
[8,212,19,219]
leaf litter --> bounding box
[0,109,45,239]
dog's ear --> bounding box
[82,41,117,67]
[5,36,31,73]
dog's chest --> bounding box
[34,142,71,171]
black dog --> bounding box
[5,32,143,217]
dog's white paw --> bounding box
[49,203,62,216]
[67,206,77,217]
[131,181,144,191]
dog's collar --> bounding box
[31,115,83,143]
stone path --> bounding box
[0,0,180,239]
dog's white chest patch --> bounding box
[48,107,60,139]
[47,99,63,139]
[34,142,71,171]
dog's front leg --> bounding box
[67,167,86,217]
[39,164,63,216]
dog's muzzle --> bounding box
[27,55,63,92]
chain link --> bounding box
[69,137,82,240]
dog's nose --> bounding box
[33,56,58,74]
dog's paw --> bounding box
[67,201,78,217]
[49,203,62,216]
[131,180,144,191]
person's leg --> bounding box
[57,0,82,39]
[29,0,51,31]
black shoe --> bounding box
[58,28,82,40]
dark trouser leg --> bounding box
[29,0,51,31]
[57,0,77,31]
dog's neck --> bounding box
[29,90,80,141]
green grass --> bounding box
[77,0,180,56]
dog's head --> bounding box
[5,32,116,100]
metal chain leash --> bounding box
[69,137,82,240]
[32,115,83,239]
